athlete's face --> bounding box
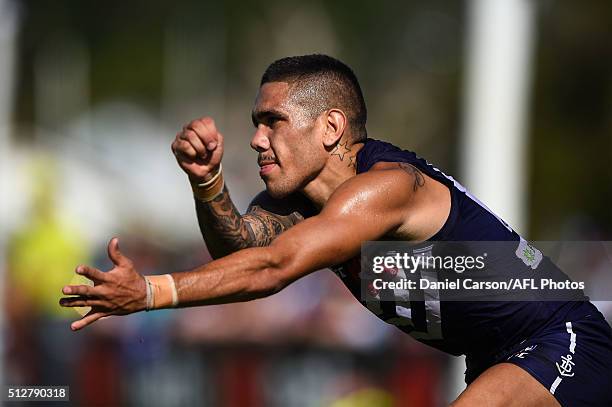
[250,82,327,198]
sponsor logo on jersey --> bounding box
[515,238,543,269]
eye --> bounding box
[252,112,285,129]
[263,116,283,129]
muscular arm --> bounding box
[174,168,415,306]
[61,167,447,330]
[195,186,314,258]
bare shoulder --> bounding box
[327,163,425,209]
[321,165,421,228]
[370,161,426,190]
[325,161,451,241]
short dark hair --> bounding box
[261,54,367,141]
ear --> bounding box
[322,109,347,148]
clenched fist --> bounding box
[171,117,224,183]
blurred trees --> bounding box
[14,0,612,236]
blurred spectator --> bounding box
[6,155,90,394]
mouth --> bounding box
[258,158,279,176]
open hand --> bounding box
[60,238,147,331]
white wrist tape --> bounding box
[144,274,178,310]
[191,164,224,202]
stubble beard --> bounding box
[265,174,300,199]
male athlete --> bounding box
[60,55,612,406]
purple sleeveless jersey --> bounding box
[326,138,612,405]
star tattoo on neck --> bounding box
[331,140,351,161]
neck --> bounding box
[301,141,364,208]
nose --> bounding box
[250,125,270,152]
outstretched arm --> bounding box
[60,169,418,330]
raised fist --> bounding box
[171,117,224,183]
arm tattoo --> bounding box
[195,185,303,258]
[195,185,251,258]
[243,207,303,247]
[397,163,425,191]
